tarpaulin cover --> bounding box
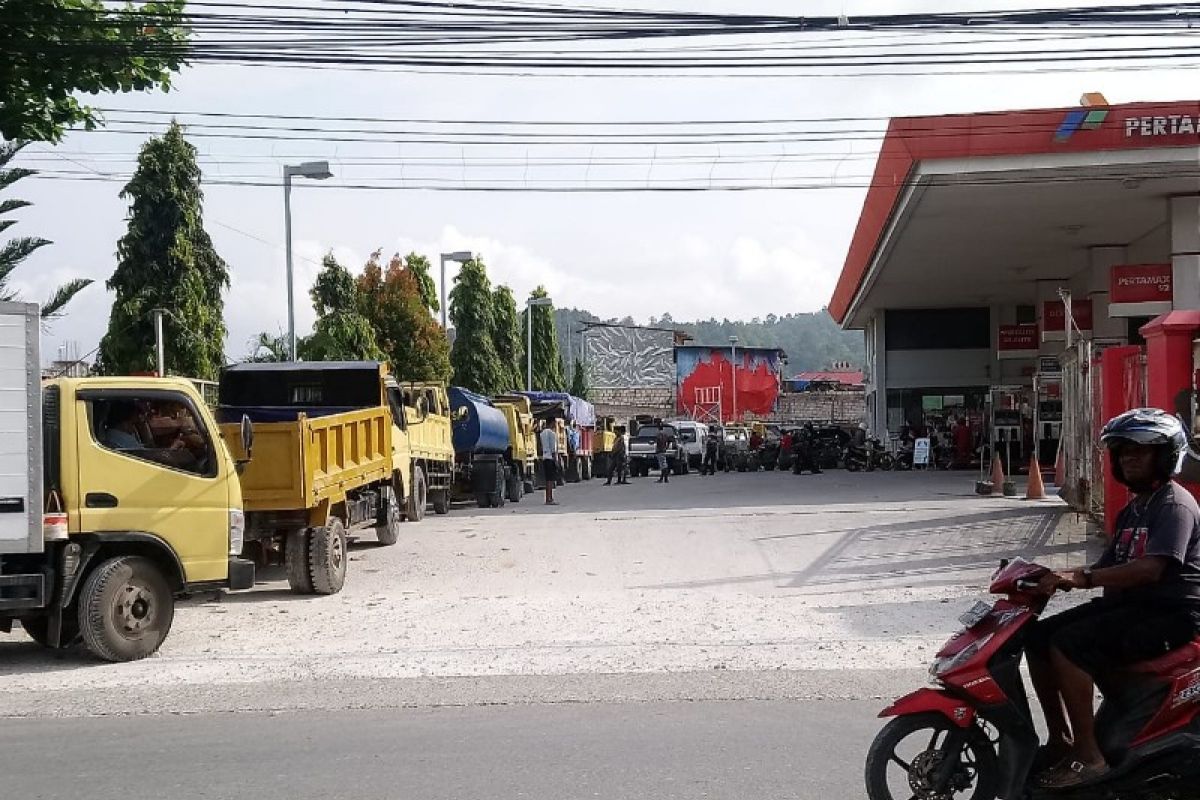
[518,391,596,427]
[449,387,510,455]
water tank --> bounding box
[448,387,510,455]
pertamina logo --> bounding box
[1054,106,1109,142]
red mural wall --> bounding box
[677,350,780,421]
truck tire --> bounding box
[286,528,315,594]
[309,518,347,595]
[581,457,592,481]
[407,465,427,522]
[375,482,402,546]
[432,489,450,515]
[77,556,174,662]
[476,493,491,508]
[505,473,522,503]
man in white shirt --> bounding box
[539,422,559,506]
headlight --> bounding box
[229,508,245,556]
[929,633,994,678]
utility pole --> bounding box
[153,308,166,377]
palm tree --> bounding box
[0,140,92,318]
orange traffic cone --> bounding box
[1054,446,1065,488]
[990,453,1006,496]
[1025,455,1046,500]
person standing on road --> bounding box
[606,427,629,485]
[539,421,560,505]
[655,420,671,484]
[792,423,822,475]
[702,426,720,476]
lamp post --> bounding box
[439,251,473,332]
[283,161,333,361]
[526,296,553,391]
[729,335,739,422]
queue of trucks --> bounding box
[0,302,615,663]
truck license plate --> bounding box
[958,601,991,628]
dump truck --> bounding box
[518,392,596,483]
[592,416,618,478]
[0,302,255,661]
[448,387,519,507]
[493,394,538,495]
[218,361,410,595]
[395,381,455,518]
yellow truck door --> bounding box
[73,385,231,583]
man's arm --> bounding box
[1037,559,1170,592]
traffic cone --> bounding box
[1025,455,1046,500]
[1053,446,1065,488]
[990,453,1006,496]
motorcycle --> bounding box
[846,438,895,472]
[865,558,1200,800]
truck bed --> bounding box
[221,406,392,511]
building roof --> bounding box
[830,98,1200,328]
[793,370,864,385]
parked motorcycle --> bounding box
[864,557,1200,800]
[846,438,895,472]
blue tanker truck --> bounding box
[448,387,523,507]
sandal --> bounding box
[1036,760,1109,789]
[1031,745,1071,775]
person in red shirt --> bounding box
[953,417,973,467]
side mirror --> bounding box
[235,414,254,474]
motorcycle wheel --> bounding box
[878,454,896,472]
[864,713,998,800]
[847,460,862,473]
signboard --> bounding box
[998,324,1038,359]
[1038,356,1061,375]
[1110,263,1173,317]
[1042,299,1093,341]
[913,438,931,466]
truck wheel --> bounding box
[286,528,315,594]
[476,493,491,508]
[77,556,174,663]
[375,482,402,546]
[309,517,347,595]
[407,465,427,523]
[505,474,522,503]
[523,479,535,495]
[432,489,450,515]
[581,457,592,481]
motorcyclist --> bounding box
[1026,408,1200,789]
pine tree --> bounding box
[300,253,384,362]
[357,250,451,381]
[569,358,589,399]
[523,286,566,391]
[97,122,228,379]
[449,257,503,395]
[490,284,524,392]
[0,141,92,318]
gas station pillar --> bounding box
[1087,246,1127,342]
[1172,196,1200,311]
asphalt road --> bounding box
[2,699,883,800]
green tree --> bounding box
[569,358,589,399]
[245,331,288,363]
[449,257,503,395]
[523,286,566,391]
[403,252,439,314]
[1,0,188,142]
[96,123,228,379]
[357,250,450,381]
[300,253,384,362]
[0,141,92,317]
[490,284,524,392]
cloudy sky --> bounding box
[11,0,1199,364]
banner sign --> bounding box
[1110,263,1173,317]
[998,324,1038,359]
[1042,299,1093,332]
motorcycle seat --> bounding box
[1126,638,1200,675]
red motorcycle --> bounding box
[865,558,1200,800]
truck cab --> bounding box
[0,304,253,662]
[397,381,455,516]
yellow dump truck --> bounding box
[218,361,412,595]
[592,416,618,477]
[1,302,254,661]
[494,394,538,494]
[396,381,455,518]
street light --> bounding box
[729,335,740,422]
[526,296,553,391]
[283,161,333,361]
[439,251,473,332]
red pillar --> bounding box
[1100,346,1143,534]
[1141,310,1200,508]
